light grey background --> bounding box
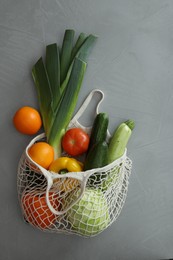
[1,0,173,259]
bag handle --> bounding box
[69,89,104,130]
[70,88,111,139]
[45,173,88,216]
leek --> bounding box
[32,30,97,158]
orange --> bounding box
[28,142,54,169]
[13,106,42,135]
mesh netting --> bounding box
[17,89,132,237]
[17,134,132,237]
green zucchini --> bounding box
[84,141,109,171]
[108,119,135,163]
[84,113,109,186]
[87,112,109,155]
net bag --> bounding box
[17,89,132,237]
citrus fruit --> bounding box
[28,142,54,169]
[13,106,42,135]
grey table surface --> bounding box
[1,0,173,260]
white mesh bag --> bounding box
[17,89,132,237]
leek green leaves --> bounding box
[32,30,97,158]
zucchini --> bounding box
[87,112,109,155]
[84,112,109,186]
[84,141,109,171]
[108,119,135,163]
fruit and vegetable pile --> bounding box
[15,30,135,237]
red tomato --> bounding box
[62,128,90,156]
[21,191,61,229]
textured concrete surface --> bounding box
[1,0,173,259]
